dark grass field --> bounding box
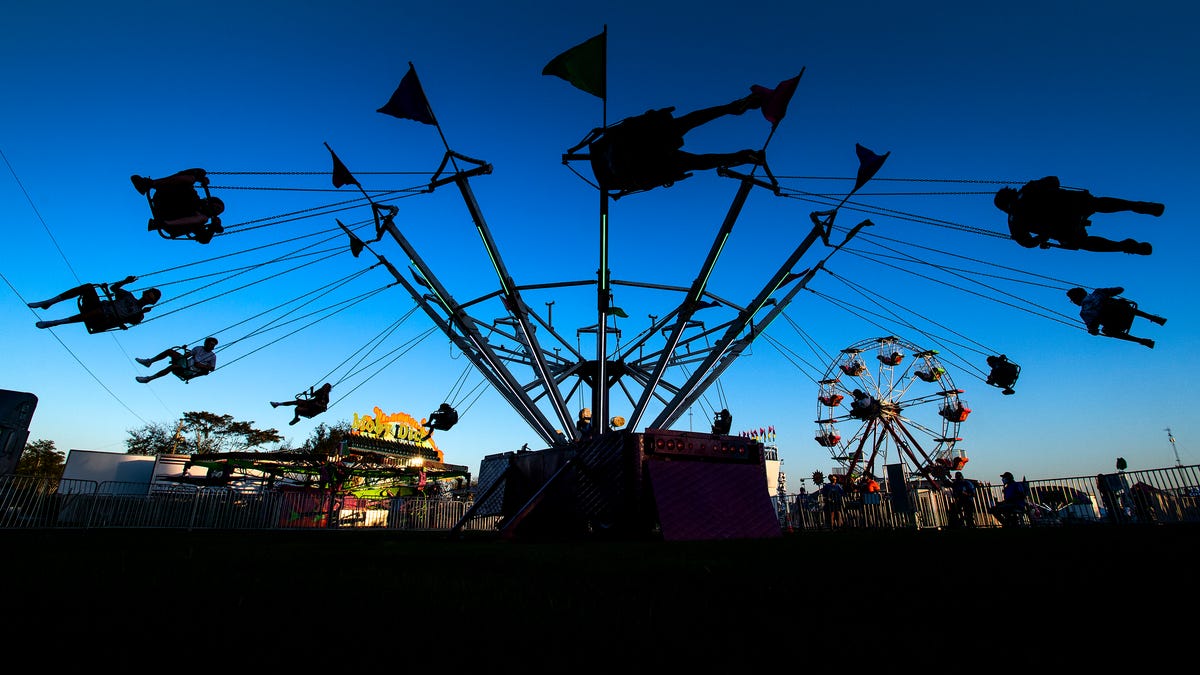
[2,525,1195,667]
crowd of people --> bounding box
[789,468,1044,530]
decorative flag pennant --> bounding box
[336,219,365,257]
[750,69,804,126]
[411,270,431,289]
[371,203,398,242]
[542,30,606,99]
[326,143,358,189]
[852,143,890,194]
[377,63,437,125]
[810,209,838,246]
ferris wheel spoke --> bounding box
[890,416,937,466]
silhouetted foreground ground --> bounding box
[2,525,1195,667]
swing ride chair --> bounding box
[82,283,136,335]
[563,121,780,201]
[291,389,328,419]
[142,175,219,243]
[1098,297,1140,337]
[986,356,1020,394]
[169,348,208,383]
[814,337,969,490]
[425,407,459,432]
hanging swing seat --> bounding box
[578,108,694,199]
[137,170,223,244]
[986,355,1020,394]
[80,283,136,334]
[169,349,208,383]
[292,388,330,419]
[424,404,459,432]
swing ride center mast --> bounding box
[369,152,833,450]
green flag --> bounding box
[542,31,606,99]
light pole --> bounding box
[1166,428,1182,467]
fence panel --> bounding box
[3,465,1198,532]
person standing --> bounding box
[821,475,846,530]
[949,471,977,528]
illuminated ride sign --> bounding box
[350,406,444,463]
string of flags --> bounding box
[740,425,776,443]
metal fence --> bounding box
[5,464,1198,532]
[0,476,501,531]
[776,464,1200,531]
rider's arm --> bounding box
[181,168,209,186]
[1008,220,1039,248]
[110,275,137,291]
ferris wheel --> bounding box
[814,336,969,489]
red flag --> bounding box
[751,70,803,126]
[326,143,358,188]
[852,143,890,193]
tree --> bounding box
[16,439,65,480]
[126,411,284,456]
[125,421,182,456]
[299,421,353,455]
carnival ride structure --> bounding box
[51,38,1155,535]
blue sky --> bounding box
[3,1,1197,485]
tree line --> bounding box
[15,410,353,481]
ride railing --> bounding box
[0,475,500,532]
[5,465,1196,532]
[775,464,1200,530]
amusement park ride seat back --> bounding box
[1098,297,1164,343]
[164,348,206,382]
[425,403,459,432]
[985,355,1020,395]
[132,168,225,244]
[586,108,692,197]
[82,283,137,334]
[711,408,732,435]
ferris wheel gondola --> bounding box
[814,336,969,489]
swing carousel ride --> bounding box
[29,35,1163,520]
